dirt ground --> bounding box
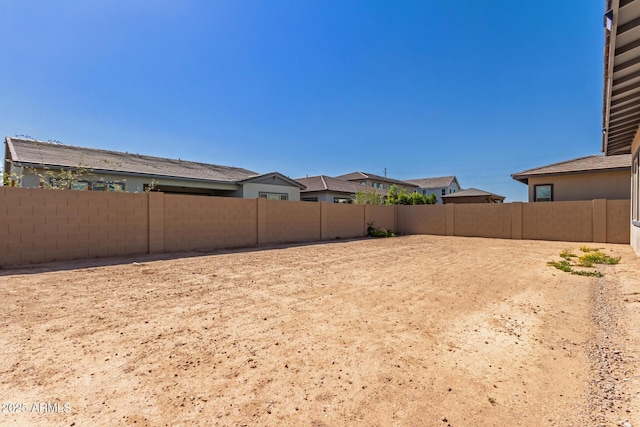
[0,235,639,427]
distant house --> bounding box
[405,176,461,204]
[441,188,505,204]
[3,137,305,200]
[335,171,418,193]
[296,175,387,203]
[511,154,631,202]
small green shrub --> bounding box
[559,249,576,260]
[547,260,573,272]
[578,252,621,267]
[367,222,395,238]
[579,245,600,253]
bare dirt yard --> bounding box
[1,235,639,427]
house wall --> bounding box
[0,188,631,267]
[242,182,301,201]
[301,192,355,203]
[526,171,630,202]
[17,168,240,194]
[632,132,640,254]
[418,182,461,204]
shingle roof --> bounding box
[296,175,388,195]
[334,171,416,187]
[441,188,505,199]
[405,176,457,188]
[6,137,261,183]
[511,154,631,184]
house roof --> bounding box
[603,0,640,155]
[334,171,416,187]
[511,154,631,184]
[5,137,296,185]
[441,188,505,200]
[296,175,387,195]
[405,176,458,189]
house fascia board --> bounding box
[239,172,306,189]
[512,166,631,184]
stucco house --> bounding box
[3,137,305,200]
[334,171,418,193]
[405,176,461,204]
[511,154,631,202]
[441,188,505,204]
[603,0,640,254]
[296,175,387,203]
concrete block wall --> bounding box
[606,200,631,244]
[365,204,396,234]
[0,188,631,267]
[321,203,365,240]
[163,194,257,252]
[262,199,321,245]
[522,201,593,242]
[0,187,148,265]
[396,205,447,235]
[454,204,512,239]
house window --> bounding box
[360,181,366,186]
[259,192,288,201]
[302,197,318,202]
[379,183,384,190]
[90,181,126,192]
[534,184,553,202]
[441,189,446,196]
[334,197,351,204]
[373,183,378,189]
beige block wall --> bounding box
[365,205,396,233]
[632,134,640,255]
[396,205,447,235]
[263,199,321,244]
[454,204,512,239]
[0,188,631,267]
[321,203,365,240]
[606,200,631,244]
[527,171,630,202]
[163,195,257,252]
[522,201,593,242]
[0,187,148,265]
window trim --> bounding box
[534,184,553,202]
[633,150,639,223]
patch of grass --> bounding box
[578,252,620,267]
[367,222,395,238]
[547,260,573,272]
[559,249,576,260]
[571,270,604,278]
[548,247,620,278]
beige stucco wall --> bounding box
[632,132,640,254]
[242,182,301,201]
[527,171,630,202]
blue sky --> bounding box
[0,1,605,201]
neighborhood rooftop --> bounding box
[441,188,504,199]
[511,154,631,184]
[334,171,416,187]
[6,137,273,184]
[295,175,388,195]
[405,176,458,188]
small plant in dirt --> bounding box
[487,396,497,406]
[367,222,395,238]
[577,252,620,267]
[547,260,573,273]
[559,249,576,260]
[548,248,620,278]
